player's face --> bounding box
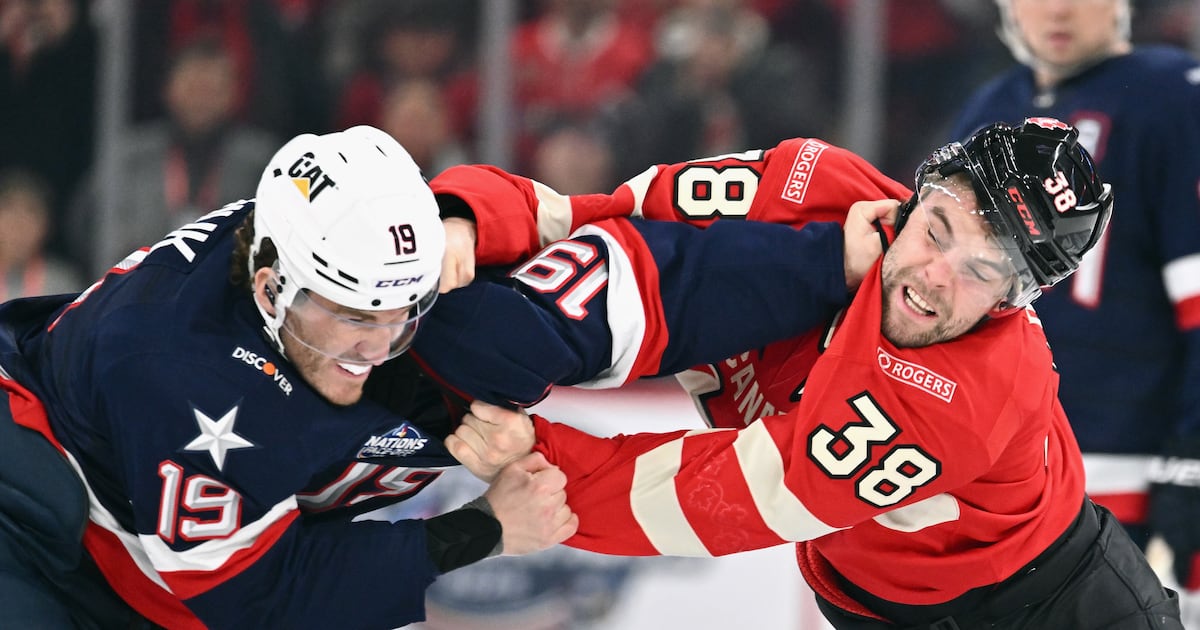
[280,291,414,406]
[880,184,1014,348]
[1011,0,1129,80]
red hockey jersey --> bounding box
[430,137,1086,611]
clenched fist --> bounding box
[485,452,578,555]
[446,401,537,482]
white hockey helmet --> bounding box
[251,125,444,362]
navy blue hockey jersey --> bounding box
[951,46,1200,524]
[0,202,458,629]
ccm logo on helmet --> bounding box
[1006,186,1042,237]
[281,151,338,202]
[232,346,294,396]
[375,276,424,288]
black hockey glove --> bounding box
[1149,437,1200,591]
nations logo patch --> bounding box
[357,423,431,459]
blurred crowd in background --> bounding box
[1,0,1197,294]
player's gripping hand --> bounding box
[844,199,898,292]
[1149,437,1200,593]
[440,217,477,293]
[485,452,578,555]
[446,401,536,482]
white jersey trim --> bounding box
[141,496,298,573]
[735,421,842,541]
[621,166,657,219]
[532,180,575,246]
[630,429,716,556]
[1083,453,1153,494]
[1164,253,1200,303]
[571,224,647,389]
[69,443,299,585]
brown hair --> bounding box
[229,209,278,292]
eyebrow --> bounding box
[928,206,955,242]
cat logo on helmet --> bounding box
[277,151,338,202]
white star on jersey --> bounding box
[184,405,254,470]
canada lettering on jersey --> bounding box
[231,347,293,396]
[725,353,778,425]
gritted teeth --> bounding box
[905,287,936,316]
[339,362,371,376]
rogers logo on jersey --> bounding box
[231,347,293,396]
[781,139,829,205]
[358,423,430,459]
[876,348,956,403]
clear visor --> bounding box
[280,286,433,364]
[913,180,1041,311]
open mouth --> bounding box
[904,286,937,317]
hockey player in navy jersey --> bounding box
[0,126,580,629]
[950,1,1200,617]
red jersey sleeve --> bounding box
[429,139,912,265]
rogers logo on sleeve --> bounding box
[777,138,825,205]
[876,348,957,403]
[781,139,829,206]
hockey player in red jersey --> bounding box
[435,120,1184,627]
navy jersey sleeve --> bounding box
[413,217,848,407]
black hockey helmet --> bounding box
[895,117,1113,311]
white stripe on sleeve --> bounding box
[532,180,575,246]
[570,224,647,389]
[620,166,656,218]
[630,429,719,556]
[734,421,842,542]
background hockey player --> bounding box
[949,2,1200,621]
